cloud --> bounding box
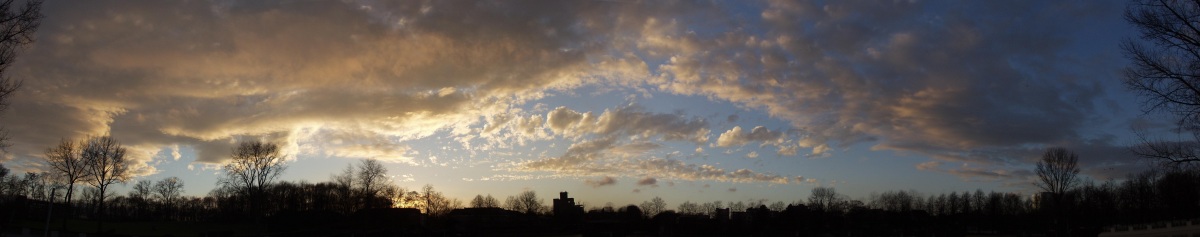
[5,0,628,174]
[520,137,618,173]
[637,177,657,186]
[916,161,941,171]
[792,176,819,185]
[611,142,663,156]
[547,106,593,134]
[946,167,1033,182]
[745,151,759,158]
[626,0,1128,182]
[0,0,1133,188]
[507,103,799,184]
[542,104,711,144]
[808,144,831,158]
[327,144,416,165]
[714,125,805,157]
[518,142,799,184]
[716,126,785,147]
[585,176,617,187]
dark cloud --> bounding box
[637,177,657,186]
[585,176,617,187]
[625,0,1131,181]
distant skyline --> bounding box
[0,0,1161,206]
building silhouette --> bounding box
[553,192,585,226]
[715,207,730,222]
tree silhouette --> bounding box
[470,194,500,208]
[677,201,702,215]
[81,135,130,232]
[1035,147,1080,196]
[219,140,286,219]
[808,187,842,213]
[0,0,41,149]
[154,177,183,205]
[129,180,151,200]
[331,163,354,212]
[128,179,153,218]
[506,190,545,215]
[355,158,390,209]
[419,184,461,217]
[45,138,85,225]
[1034,147,1081,235]
[1124,0,1200,169]
[154,177,183,220]
[640,196,667,218]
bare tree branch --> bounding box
[219,140,287,218]
[0,0,42,150]
[1035,147,1081,196]
[1124,0,1200,169]
[81,135,130,232]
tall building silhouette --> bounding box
[553,192,584,224]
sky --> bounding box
[0,0,1171,207]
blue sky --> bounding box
[0,0,1167,207]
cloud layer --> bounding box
[0,0,1139,188]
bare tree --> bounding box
[769,201,787,212]
[16,171,37,198]
[45,138,85,219]
[0,0,41,149]
[808,187,843,212]
[729,201,746,212]
[872,190,921,212]
[1035,148,1082,235]
[470,194,500,208]
[386,186,422,209]
[219,140,286,217]
[331,164,354,212]
[129,179,153,217]
[81,135,130,231]
[471,194,486,208]
[639,196,667,218]
[0,163,8,196]
[153,177,183,205]
[505,190,545,215]
[419,184,461,217]
[26,171,56,201]
[1124,0,1200,168]
[129,180,152,200]
[356,158,390,208]
[701,201,723,217]
[153,176,183,220]
[1035,147,1081,196]
[677,201,702,215]
[1130,133,1200,169]
[482,194,499,207]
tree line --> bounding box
[1,140,1198,235]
